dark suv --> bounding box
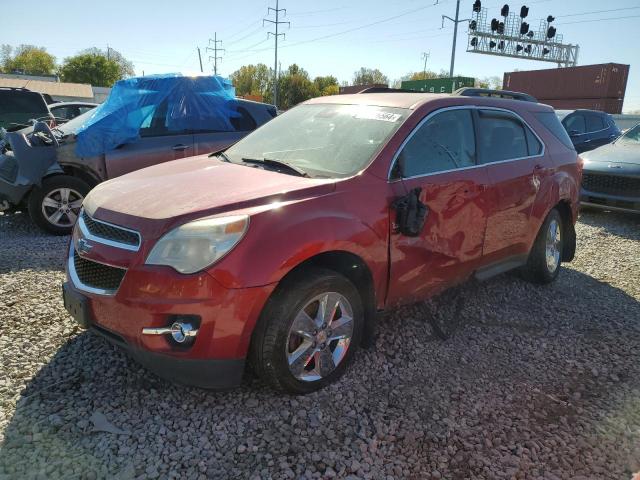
[63,89,581,393]
[557,109,621,153]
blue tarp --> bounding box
[75,74,238,158]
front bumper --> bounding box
[580,189,640,214]
[63,243,276,389]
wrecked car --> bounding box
[62,89,581,393]
[0,74,276,234]
[0,87,53,133]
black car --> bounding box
[0,87,53,132]
[580,123,640,214]
[556,109,621,154]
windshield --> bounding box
[0,90,51,131]
[225,103,409,178]
[617,124,640,145]
[57,108,98,135]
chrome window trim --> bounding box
[387,105,546,182]
[78,210,141,252]
[67,242,126,296]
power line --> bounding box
[556,6,640,19]
[558,14,640,26]
[263,0,290,108]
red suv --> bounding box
[62,90,581,393]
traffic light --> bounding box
[471,37,478,47]
[501,4,509,17]
[526,31,535,38]
[489,40,497,49]
[520,22,529,35]
[542,47,550,55]
[470,20,477,30]
[547,26,556,39]
[497,21,505,34]
[547,15,555,23]
[516,44,524,52]
[520,6,529,18]
[473,0,482,13]
[524,44,532,54]
[491,18,499,31]
[498,40,505,50]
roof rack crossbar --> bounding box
[453,87,538,103]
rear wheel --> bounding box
[250,268,363,394]
[521,208,563,284]
[28,175,89,235]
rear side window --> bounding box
[535,112,575,150]
[396,109,476,178]
[564,114,585,134]
[0,91,49,115]
[585,114,605,132]
[230,106,257,132]
[476,110,529,163]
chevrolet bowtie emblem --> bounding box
[77,238,93,255]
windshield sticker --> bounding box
[354,111,402,123]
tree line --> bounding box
[1,44,503,108]
[0,44,134,87]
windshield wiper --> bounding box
[241,157,309,177]
[214,151,232,162]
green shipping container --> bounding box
[401,77,475,94]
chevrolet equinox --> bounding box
[62,91,581,394]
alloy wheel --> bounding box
[286,292,354,382]
[41,188,83,228]
[545,218,562,273]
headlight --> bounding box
[146,215,249,274]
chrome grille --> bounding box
[80,210,141,250]
[72,250,126,293]
[582,173,640,197]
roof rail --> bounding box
[453,87,538,103]
[357,87,416,94]
[0,87,32,92]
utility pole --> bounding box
[197,47,203,73]
[421,52,430,79]
[106,45,111,61]
[441,0,469,78]
[206,33,225,75]
[264,0,289,108]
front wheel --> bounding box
[521,208,564,284]
[250,268,364,394]
[28,175,89,235]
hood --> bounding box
[85,155,336,222]
[582,142,640,166]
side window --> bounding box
[585,114,605,132]
[78,106,95,115]
[230,106,257,132]
[535,112,574,150]
[477,110,529,163]
[396,109,476,178]
[564,114,586,134]
[525,127,543,156]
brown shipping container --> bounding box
[503,63,629,101]
[538,98,624,114]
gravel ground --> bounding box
[0,209,639,480]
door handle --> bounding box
[583,139,591,144]
[534,164,544,171]
[172,144,192,151]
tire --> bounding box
[28,175,90,235]
[521,208,564,284]
[250,267,364,394]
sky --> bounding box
[3,0,640,112]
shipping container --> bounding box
[538,98,624,115]
[503,63,629,101]
[339,84,388,94]
[401,76,475,94]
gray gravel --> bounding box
[1,209,639,480]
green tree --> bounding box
[59,54,121,87]
[276,64,319,109]
[80,47,135,79]
[230,63,271,98]
[353,67,388,86]
[1,44,56,75]
[475,76,502,89]
[313,75,338,92]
